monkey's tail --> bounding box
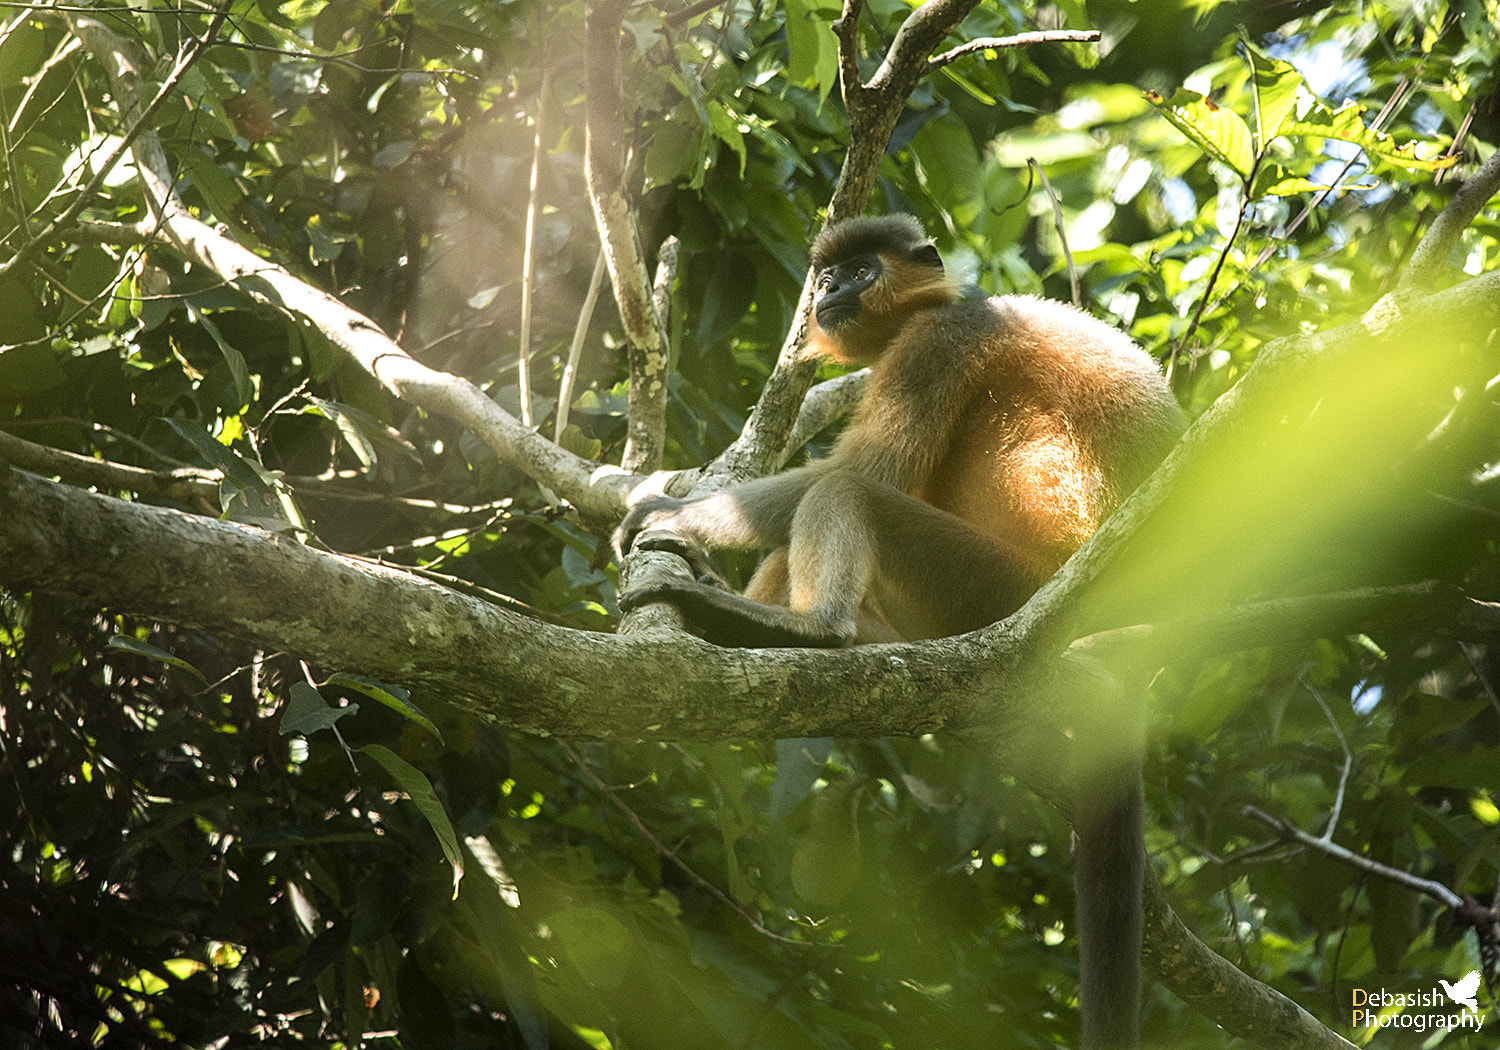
[1074,763,1144,1050]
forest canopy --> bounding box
[2,0,1499,1048]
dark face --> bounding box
[813,253,881,332]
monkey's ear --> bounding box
[913,243,943,272]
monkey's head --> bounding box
[806,215,959,362]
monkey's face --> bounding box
[813,253,882,333]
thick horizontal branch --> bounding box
[0,427,218,508]
[0,464,1025,747]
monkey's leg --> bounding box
[746,547,902,643]
[786,472,1051,641]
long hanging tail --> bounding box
[1073,762,1144,1049]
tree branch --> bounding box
[584,0,671,474]
[1241,806,1464,909]
[1402,146,1500,293]
[780,369,869,465]
[706,0,985,484]
[0,456,1388,1050]
[0,428,218,509]
[1141,869,1358,1049]
[0,463,1021,744]
[926,29,1100,74]
[0,6,225,282]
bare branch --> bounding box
[0,8,225,282]
[1242,805,1464,909]
[927,29,1100,73]
[556,249,608,440]
[707,0,986,484]
[0,464,1021,744]
[780,369,869,466]
[652,235,680,340]
[1031,158,1080,306]
[1401,147,1500,293]
[518,67,551,428]
[1141,869,1358,1050]
[0,428,218,509]
[584,0,670,474]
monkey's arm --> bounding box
[613,463,826,560]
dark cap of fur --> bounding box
[811,214,934,273]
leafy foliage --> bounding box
[2,0,1499,1048]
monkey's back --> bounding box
[911,295,1183,569]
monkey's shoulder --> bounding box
[896,293,1151,371]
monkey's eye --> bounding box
[854,265,872,280]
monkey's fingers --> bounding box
[630,530,731,590]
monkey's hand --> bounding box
[613,494,690,561]
[615,495,734,593]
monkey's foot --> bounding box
[620,575,850,649]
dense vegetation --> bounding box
[1,0,1498,1047]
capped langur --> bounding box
[615,214,1185,1049]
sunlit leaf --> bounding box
[361,743,464,897]
[325,672,442,742]
[1145,87,1255,181]
[107,635,207,683]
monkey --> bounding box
[614,214,1185,1048]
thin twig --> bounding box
[927,29,1099,73]
[1301,679,1352,842]
[1169,194,1246,373]
[1030,158,1079,306]
[1242,805,1464,908]
[518,67,550,428]
[555,249,607,440]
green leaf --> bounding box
[303,396,379,468]
[547,905,630,991]
[790,782,861,906]
[280,681,357,735]
[784,0,840,104]
[177,148,246,228]
[185,305,253,411]
[770,738,830,822]
[556,423,602,460]
[1281,99,1458,174]
[324,673,442,743]
[305,214,357,263]
[706,101,747,178]
[106,635,207,683]
[360,743,464,898]
[1145,87,1256,182]
[1243,41,1302,149]
[1402,745,1500,789]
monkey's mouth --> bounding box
[815,302,860,331]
